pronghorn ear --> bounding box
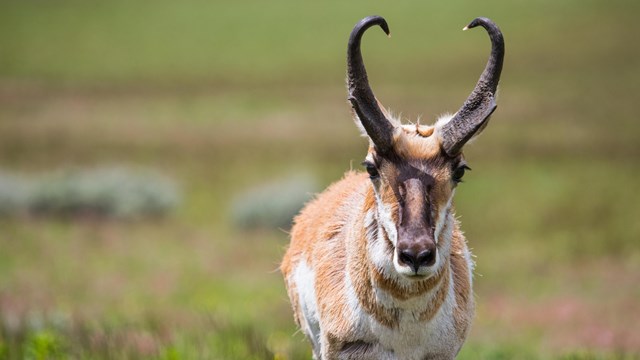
[351,108,368,137]
[435,111,492,153]
[351,98,395,138]
[376,98,393,119]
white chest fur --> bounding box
[349,272,461,359]
[291,259,464,359]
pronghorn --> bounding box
[281,15,504,360]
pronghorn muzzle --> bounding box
[396,178,437,274]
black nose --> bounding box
[398,248,436,273]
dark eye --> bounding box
[452,164,471,183]
[362,161,380,179]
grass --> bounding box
[1,0,639,358]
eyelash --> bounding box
[452,164,471,183]
[361,161,380,179]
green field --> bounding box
[1,0,639,358]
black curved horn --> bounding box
[440,17,505,156]
[347,15,395,154]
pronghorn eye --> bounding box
[362,161,380,179]
[452,164,471,183]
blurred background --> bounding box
[1,0,639,359]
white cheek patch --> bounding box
[368,184,400,277]
[364,209,375,230]
[366,207,397,275]
[373,187,398,247]
[434,191,454,244]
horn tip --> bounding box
[379,20,391,36]
[464,17,486,31]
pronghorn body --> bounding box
[281,158,474,359]
[281,16,504,360]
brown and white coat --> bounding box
[281,16,504,360]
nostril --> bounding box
[417,249,436,267]
[398,248,437,273]
[398,250,417,270]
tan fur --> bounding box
[393,125,441,160]
[282,119,477,359]
[281,172,367,341]
[451,231,474,338]
[351,212,402,329]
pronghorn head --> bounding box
[348,16,504,278]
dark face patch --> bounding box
[372,146,458,225]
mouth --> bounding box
[406,273,427,280]
[403,269,436,280]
